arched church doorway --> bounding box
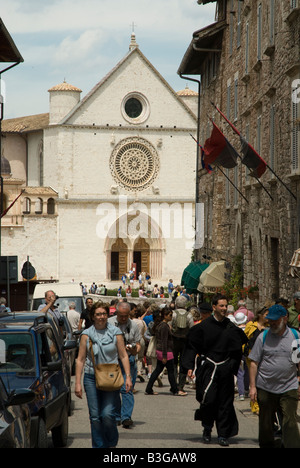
[133,238,150,278]
[111,238,128,281]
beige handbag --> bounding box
[146,335,157,358]
[89,340,124,392]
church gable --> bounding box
[61,46,196,129]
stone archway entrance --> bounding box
[111,238,128,281]
[105,212,166,282]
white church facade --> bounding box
[1,35,198,285]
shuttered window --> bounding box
[257,4,262,61]
[292,100,299,171]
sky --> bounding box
[1,0,216,119]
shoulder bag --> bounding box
[89,340,124,392]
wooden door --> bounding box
[134,238,150,275]
[111,238,128,281]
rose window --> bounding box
[110,137,160,191]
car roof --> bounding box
[0,311,49,331]
[33,282,83,298]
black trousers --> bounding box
[195,359,238,439]
[145,358,178,395]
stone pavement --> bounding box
[67,374,266,449]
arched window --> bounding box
[23,197,31,214]
[47,198,55,215]
[35,198,43,214]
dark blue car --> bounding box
[0,315,75,447]
[0,375,34,448]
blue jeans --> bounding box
[83,373,120,448]
[115,355,137,422]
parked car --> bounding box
[0,315,75,447]
[0,311,77,387]
[0,375,35,448]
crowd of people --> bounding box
[79,277,193,301]
[72,290,300,449]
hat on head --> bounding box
[199,302,212,313]
[293,292,300,300]
[234,312,247,325]
[266,304,287,321]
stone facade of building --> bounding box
[1,35,198,285]
[179,0,300,303]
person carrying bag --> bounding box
[89,338,124,391]
[75,301,132,448]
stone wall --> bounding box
[195,0,300,304]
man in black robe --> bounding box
[182,294,248,446]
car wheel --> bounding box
[51,407,68,447]
[37,418,48,448]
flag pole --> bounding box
[210,102,295,201]
[189,132,249,203]
[217,166,249,204]
[265,165,296,200]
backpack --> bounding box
[243,327,262,357]
[262,327,299,345]
[262,327,300,364]
[172,310,189,337]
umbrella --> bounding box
[181,262,209,295]
[197,261,225,292]
[288,248,300,278]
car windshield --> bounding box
[0,333,35,374]
[33,297,83,313]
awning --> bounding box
[181,262,209,294]
[288,248,300,278]
[177,20,227,76]
[197,261,225,293]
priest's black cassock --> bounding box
[182,315,248,439]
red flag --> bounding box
[203,122,239,169]
[240,135,267,178]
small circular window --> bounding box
[121,92,150,124]
[125,98,143,118]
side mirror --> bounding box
[63,340,77,350]
[6,388,35,407]
[42,361,62,372]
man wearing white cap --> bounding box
[249,304,300,448]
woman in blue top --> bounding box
[75,301,132,448]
